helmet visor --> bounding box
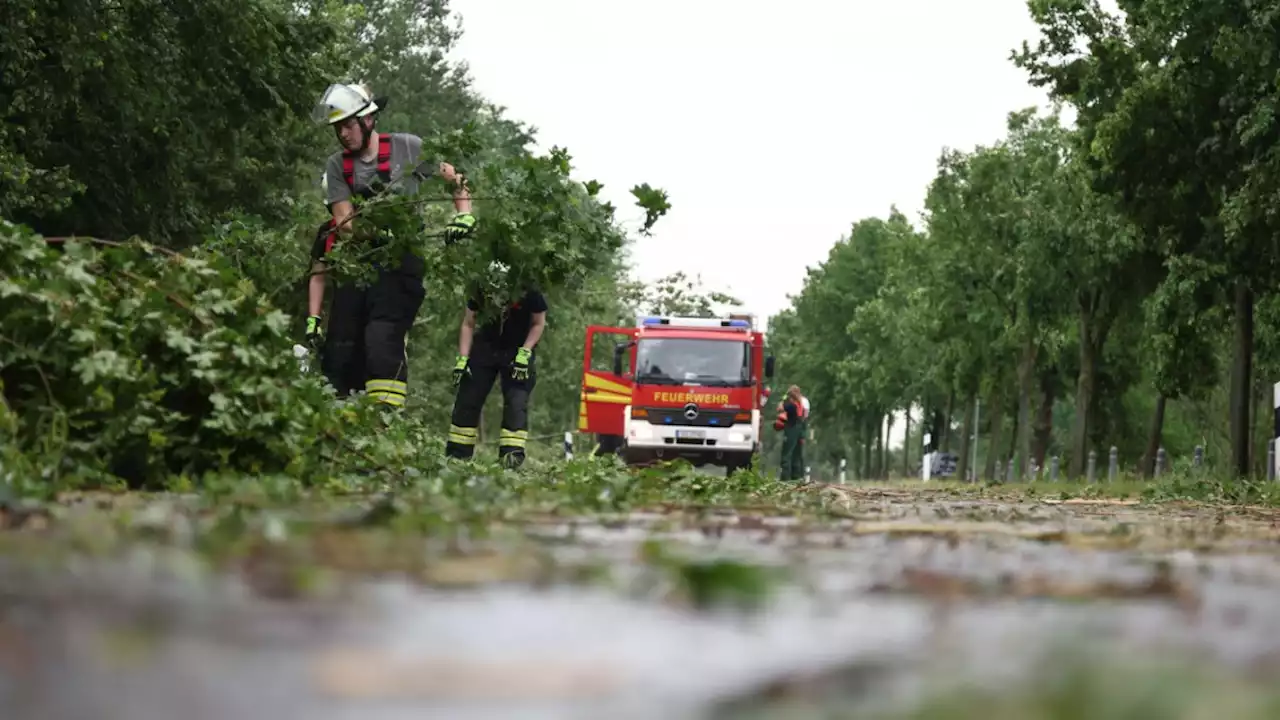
[311,83,371,125]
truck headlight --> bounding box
[728,432,747,444]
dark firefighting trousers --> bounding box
[320,252,425,407]
[779,429,805,481]
[445,342,536,467]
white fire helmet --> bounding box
[311,83,381,126]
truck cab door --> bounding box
[579,325,636,437]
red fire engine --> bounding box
[578,313,776,472]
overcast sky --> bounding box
[448,0,1056,327]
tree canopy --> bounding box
[767,0,1280,481]
[0,0,699,487]
[9,0,1274,488]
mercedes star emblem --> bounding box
[683,403,699,420]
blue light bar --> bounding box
[638,316,751,328]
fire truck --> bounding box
[577,314,776,472]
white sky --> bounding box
[449,0,1055,324]
[448,0,1057,453]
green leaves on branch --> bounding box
[325,123,669,323]
[630,184,672,236]
[0,221,324,486]
[1,219,473,489]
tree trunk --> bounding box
[1032,373,1055,474]
[870,415,880,476]
[865,415,875,476]
[1142,394,1166,478]
[929,405,944,453]
[984,384,1004,481]
[1006,408,1018,476]
[941,390,955,452]
[957,392,976,483]
[1070,307,1100,478]
[870,422,879,479]
[1231,280,1254,478]
[1250,374,1262,476]
[1015,337,1038,481]
[901,408,912,477]
[918,402,929,454]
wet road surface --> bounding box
[3,484,1280,719]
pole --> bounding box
[564,431,573,461]
[972,398,981,482]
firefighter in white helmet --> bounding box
[305,82,475,408]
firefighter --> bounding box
[445,271,548,468]
[304,173,334,356]
[774,385,807,481]
[306,82,476,407]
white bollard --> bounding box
[839,458,847,484]
[1273,382,1280,482]
[564,431,573,461]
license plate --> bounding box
[676,429,705,440]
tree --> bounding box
[1,0,678,484]
[1015,0,1280,476]
[1,0,355,246]
[623,272,743,318]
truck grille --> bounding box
[643,408,740,427]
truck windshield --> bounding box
[634,338,750,387]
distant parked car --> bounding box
[921,451,958,481]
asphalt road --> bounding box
[2,485,1279,719]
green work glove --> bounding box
[510,347,532,381]
[304,315,324,351]
[452,354,470,386]
[444,212,476,245]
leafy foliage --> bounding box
[623,271,743,318]
[0,222,333,486]
[767,0,1280,482]
[0,0,354,245]
[344,135,668,322]
[0,0,691,486]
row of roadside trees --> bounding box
[766,0,1280,482]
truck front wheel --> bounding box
[594,434,624,456]
[725,453,757,476]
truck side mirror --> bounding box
[612,342,632,376]
[764,355,776,379]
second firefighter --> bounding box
[445,284,548,468]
